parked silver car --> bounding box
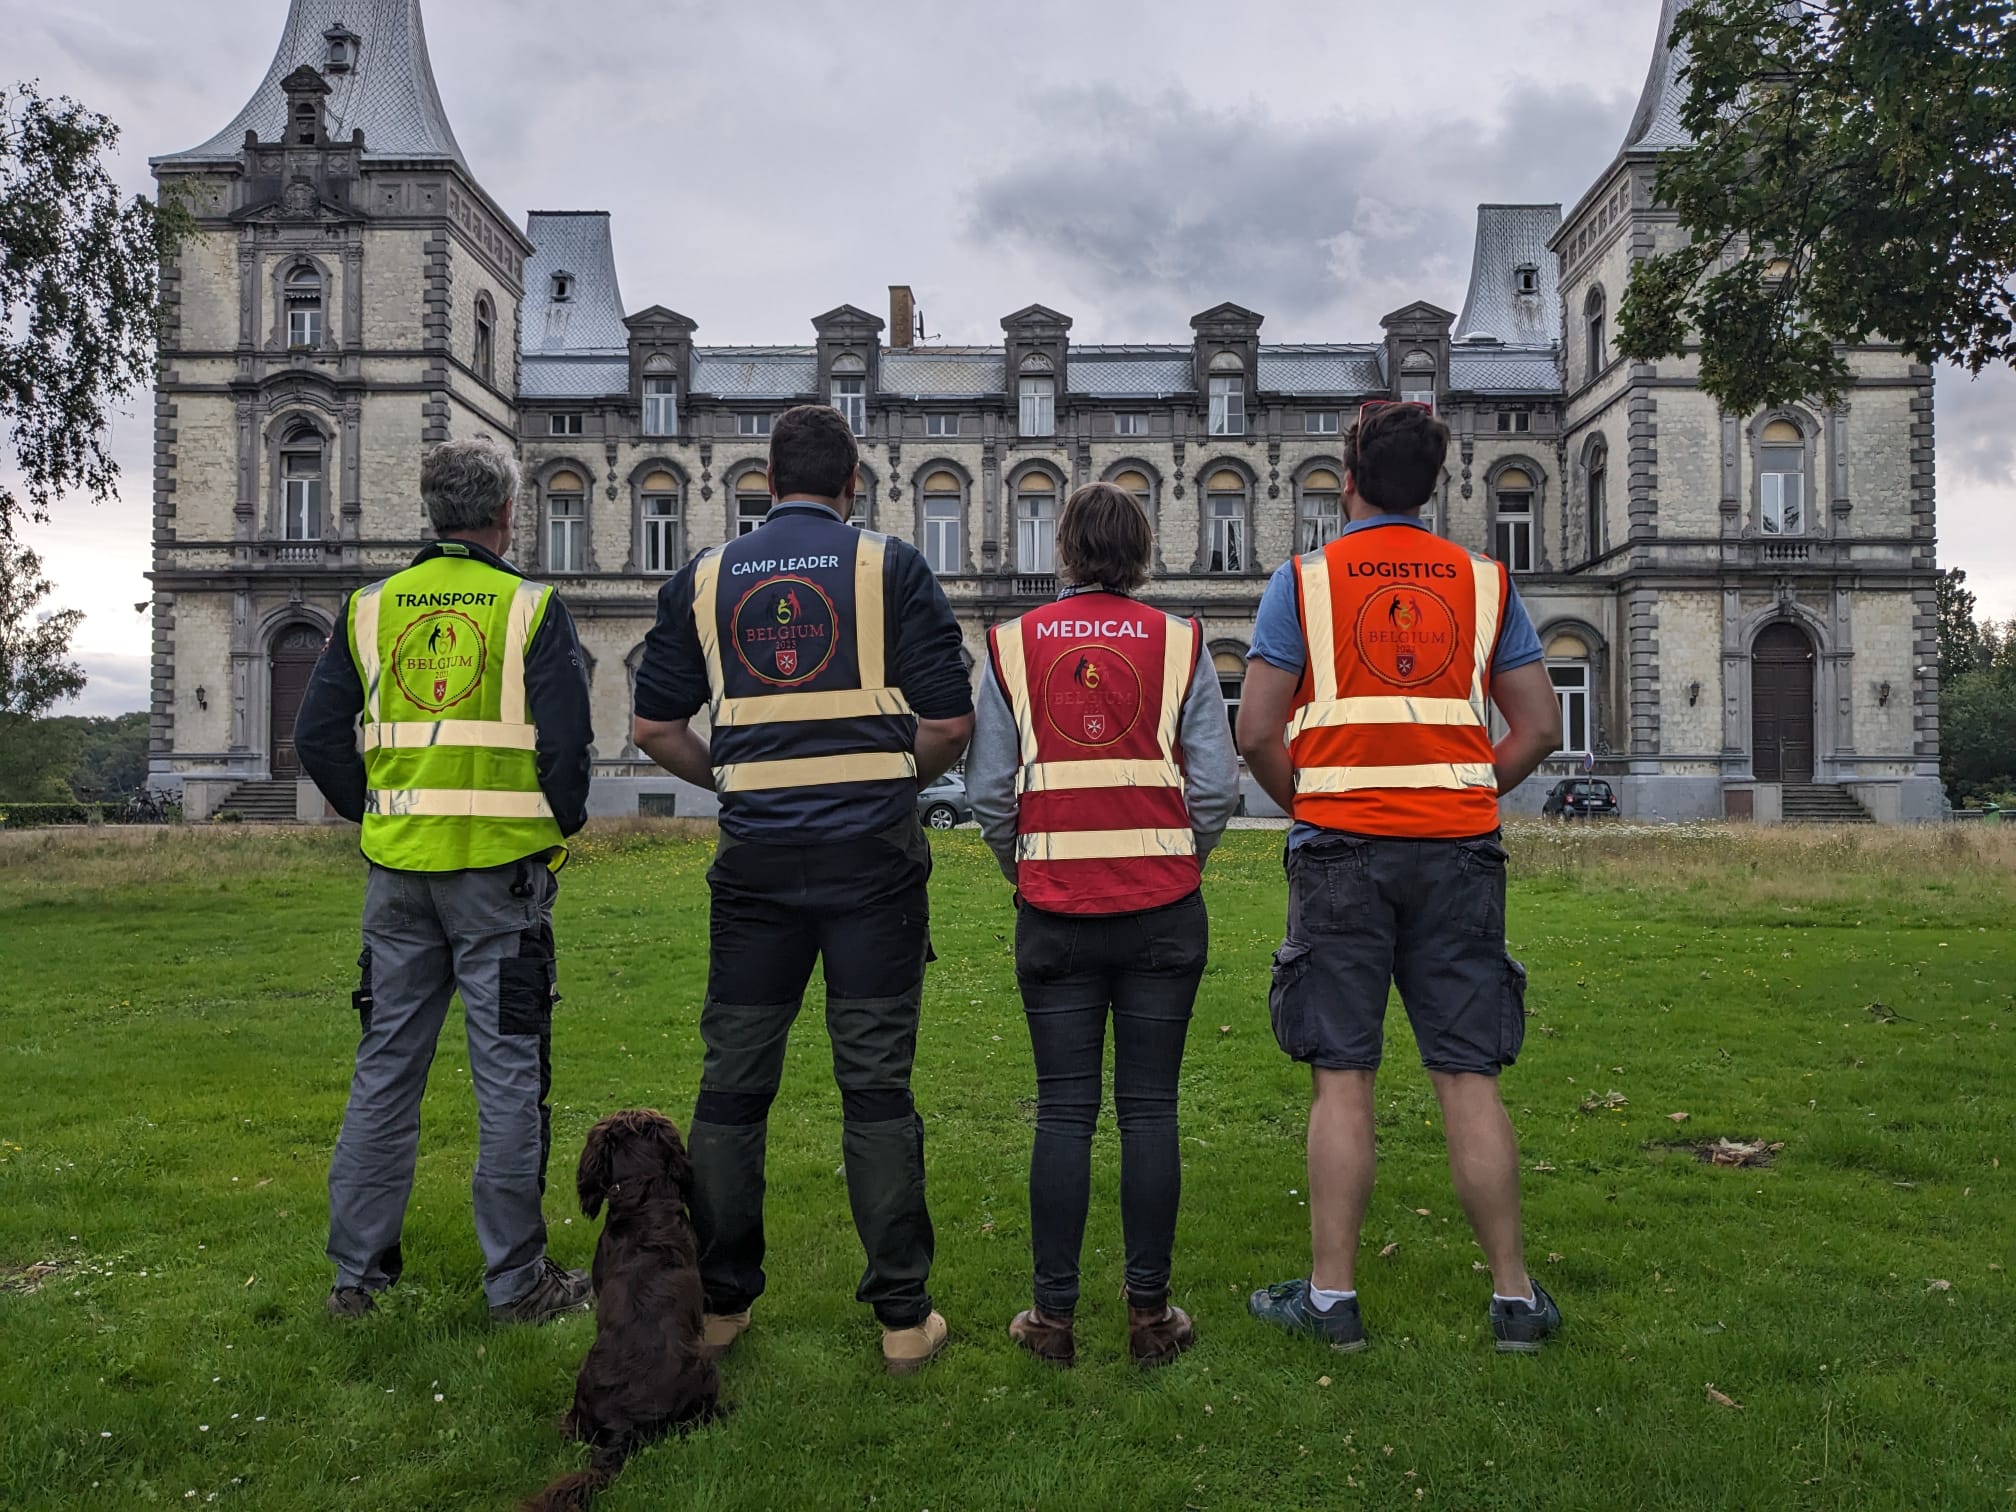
[917,772,973,830]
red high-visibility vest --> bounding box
[987,592,1202,915]
[1289,524,1508,839]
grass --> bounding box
[2,821,2014,1511]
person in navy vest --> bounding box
[631,404,973,1375]
[968,482,1240,1368]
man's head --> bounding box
[1343,401,1450,514]
[768,404,859,513]
[1056,481,1153,592]
[421,437,519,542]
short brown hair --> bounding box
[1056,482,1153,592]
[1345,402,1450,512]
[769,404,859,500]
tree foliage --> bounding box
[1617,0,2016,414]
[0,83,187,535]
[1936,568,1985,679]
[1939,587,2016,805]
[49,710,148,800]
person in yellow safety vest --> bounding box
[295,437,596,1326]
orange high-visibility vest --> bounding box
[987,592,1202,915]
[1289,524,1508,838]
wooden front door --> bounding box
[1751,622,1815,782]
[269,624,325,778]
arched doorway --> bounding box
[268,623,325,778]
[1751,621,1815,782]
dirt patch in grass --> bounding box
[0,1260,62,1294]
[1646,1137,1786,1168]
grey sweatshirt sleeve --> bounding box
[966,657,1023,882]
[1177,635,1241,864]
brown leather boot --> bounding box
[1127,1302,1195,1369]
[1008,1307,1076,1368]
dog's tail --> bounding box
[520,1447,626,1512]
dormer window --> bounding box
[323,24,360,73]
[1515,264,1539,295]
[551,272,574,303]
[292,102,319,145]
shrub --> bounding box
[0,801,119,829]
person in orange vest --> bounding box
[968,481,1241,1369]
[1235,401,1565,1354]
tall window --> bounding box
[546,471,585,572]
[640,471,681,573]
[1551,663,1591,755]
[473,294,494,385]
[285,265,323,349]
[1586,288,1608,378]
[1208,376,1245,437]
[1493,467,1535,572]
[1758,418,1806,535]
[1305,411,1339,435]
[922,471,963,573]
[926,413,961,437]
[1585,438,1607,557]
[735,473,770,536]
[1111,469,1153,517]
[1298,468,1342,552]
[1016,480,1057,574]
[643,375,678,437]
[1206,469,1246,573]
[1019,377,1055,438]
[831,375,866,434]
[737,413,772,437]
[280,424,323,540]
[1214,651,1245,739]
[1114,413,1148,436]
[1400,351,1436,410]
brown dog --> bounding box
[522,1109,721,1511]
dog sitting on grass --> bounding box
[522,1109,721,1511]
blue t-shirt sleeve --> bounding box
[1248,560,1306,675]
[1493,582,1543,674]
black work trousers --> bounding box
[688,819,936,1328]
[1014,889,1206,1317]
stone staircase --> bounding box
[1780,783,1874,825]
[213,779,303,822]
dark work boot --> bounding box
[1128,1302,1196,1368]
[489,1257,591,1325]
[325,1286,377,1320]
[1009,1307,1077,1368]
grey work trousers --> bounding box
[326,860,560,1307]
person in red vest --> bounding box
[1236,401,1566,1354]
[969,481,1241,1369]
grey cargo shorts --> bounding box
[1268,830,1528,1076]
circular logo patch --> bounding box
[392,609,488,712]
[1041,642,1144,748]
[1353,585,1459,687]
[731,575,839,687]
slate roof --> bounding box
[1067,349,1194,397]
[153,0,468,168]
[1259,346,1386,395]
[1455,205,1564,345]
[880,350,1005,396]
[1448,347,1562,395]
[519,357,630,400]
[523,213,629,355]
[1623,0,1693,153]
[690,350,817,399]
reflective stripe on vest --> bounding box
[992,595,1201,915]
[349,559,563,871]
[1290,534,1506,837]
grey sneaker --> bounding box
[325,1286,377,1320]
[1247,1279,1367,1352]
[489,1257,592,1325]
[1490,1279,1562,1353]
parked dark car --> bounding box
[918,772,973,830]
[1541,777,1620,820]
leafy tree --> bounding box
[1936,569,1985,680]
[0,539,85,799]
[53,710,148,800]
[1,83,187,535]
[1617,0,2016,414]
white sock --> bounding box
[1493,1290,1537,1308]
[1307,1284,1357,1312]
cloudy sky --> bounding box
[9,0,2013,713]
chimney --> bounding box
[889,285,915,348]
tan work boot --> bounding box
[881,1310,949,1375]
[700,1308,751,1358]
[1127,1302,1196,1369]
[1008,1307,1076,1368]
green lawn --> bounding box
[2,822,2013,1511]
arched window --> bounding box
[1205,468,1248,573]
[1214,649,1246,739]
[735,469,770,536]
[285,265,323,349]
[1585,288,1608,379]
[850,466,876,530]
[1015,473,1059,574]
[292,101,319,146]
[551,271,574,303]
[1492,466,1535,572]
[546,469,586,572]
[1399,349,1436,409]
[921,470,963,574]
[1584,437,1608,558]
[1758,417,1806,535]
[1018,354,1056,438]
[639,470,681,573]
[473,293,495,385]
[280,422,324,540]
[1298,467,1342,552]
[1208,353,1245,437]
[830,353,867,435]
[1546,631,1592,756]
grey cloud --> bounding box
[1933,365,2016,490]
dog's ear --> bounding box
[577,1117,614,1219]
[658,1120,694,1202]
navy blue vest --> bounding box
[692,506,917,841]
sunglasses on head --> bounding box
[1357,399,1434,425]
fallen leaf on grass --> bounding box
[1218,1024,1231,1035]
[1667,1111,1690,1124]
[1704,1383,1743,1410]
[243,1274,257,1288]
[1414,1208,1432,1217]
[1532,1161,1557,1173]
[1927,1279,1952,1292]
[1546,1252,1564,1263]
[1378,1242,1400,1259]
[1698,1138,1784,1168]
[1579,1090,1629,1113]
[1317,1376,1332,1388]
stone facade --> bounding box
[146,0,1943,823]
